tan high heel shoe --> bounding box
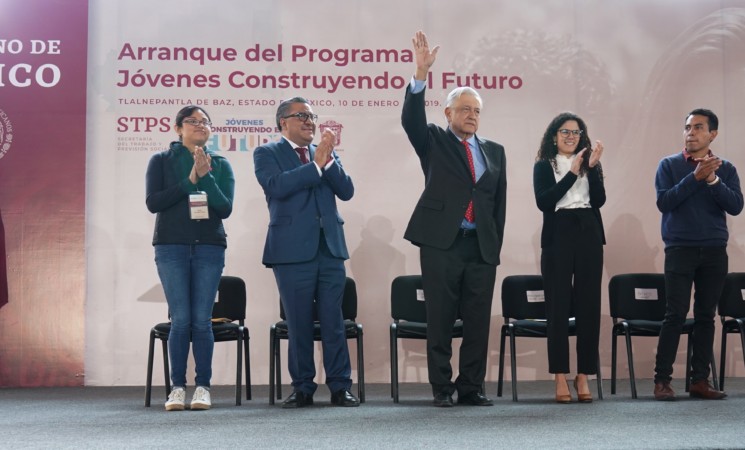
[555,375,572,403]
[574,375,593,403]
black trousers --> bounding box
[420,232,497,396]
[541,209,603,374]
[654,246,727,383]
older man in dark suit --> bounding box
[254,97,358,408]
[402,31,507,407]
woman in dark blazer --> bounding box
[533,112,605,403]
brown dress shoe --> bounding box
[688,380,727,400]
[653,381,675,401]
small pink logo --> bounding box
[319,120,343,147]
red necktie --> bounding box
[295,147,309,164]
[463,140,476,223]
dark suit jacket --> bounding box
[254,138,354,266]
[401,88,507,266]
[533,159,606,248]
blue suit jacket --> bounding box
[254,137,354,266]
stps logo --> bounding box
[319,120,343,147]
[0,108,14,160]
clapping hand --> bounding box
[693,154,722,182]
[314,129,336,167]
[570,148,587,175]
[189,146,212,184]
[589,140,604,168]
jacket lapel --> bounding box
[476,136,493,176]
[278,138,302,168]
[448,132,472,177]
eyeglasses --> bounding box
[182,118,212,128]
[558,129,583,136]
[454,106,480,117]
[283,112,318,123]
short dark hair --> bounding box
[687,108,718,131]
[276,97,309,129]
[174,106,211,142]
[174,105,211,128]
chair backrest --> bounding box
[279,277,357,321]
[501,275,547,321]
[212,275,247,323]
[719,272,745,318]
[390,275,426,322]
[608,273,666,321]
[341,277,358,320]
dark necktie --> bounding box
[295,147,309,164]
[463,140,476,223]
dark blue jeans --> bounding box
[155,244,225,388]
[654,246,727,383]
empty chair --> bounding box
[718,272,745,390]
[145,275,251,407]
[389,274,465,403]
[269,277,364,404]
[497,274,603,401]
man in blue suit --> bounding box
[254,97,358,408]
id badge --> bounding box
[189,191,209,220]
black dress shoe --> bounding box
[282,391,314,409]
[330,389,360,407]
[433,392,454,407]
[457,391,493,406]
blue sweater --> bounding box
[655,151,743,248]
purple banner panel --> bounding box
[0,0,88,386]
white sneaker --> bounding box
[165,387,186,411]
[190,386,211,410]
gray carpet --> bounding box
[3,379,745,449]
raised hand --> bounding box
[589,140,604,168]
[412,30,439,80]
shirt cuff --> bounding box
[707,175,720,186]
[312,161,322,176]
[410,76,426,94]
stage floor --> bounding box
[4,379,745,449]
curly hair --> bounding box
[536,112,600,177]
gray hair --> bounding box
[445,87,483,108]
[276,97,309,129]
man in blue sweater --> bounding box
[653,108,743,401]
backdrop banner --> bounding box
[0,0,89,386]
[4,0,745,387]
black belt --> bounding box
[459,228,477,237]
